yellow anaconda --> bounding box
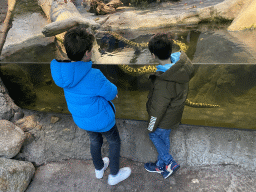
[185,99,220,108]
[100,31,189,76]
[102,31,220,108]
[56,30,220,108]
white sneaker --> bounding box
[108,167,131,186]
[95,157,109,179]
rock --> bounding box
[0,158,35,192]
[197,7,213,21]
[106,0,123,9]
[0,92,13,120]
[189,30,256,105]
[89,0,115,15]
[0,120,25,159]
[227,30,256,57]
[0,78,20,121]
[13,110,25,122]
[50,116,60,124]
[0,0,7,24]
[23,132,35,146]
[99,0,249,30]
[214,0,247,20]
[96,3,116,15]
[28,124,42,138]
[82,0,90,7]
[228,0,256,31]
[15,115,39,132]
[0,64,36,106]
[89,0,101,13]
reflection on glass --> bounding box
[0,62,255,130]
[0,25,255,130]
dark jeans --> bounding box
[86,124,121,175]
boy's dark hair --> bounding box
[148,33,173,60]
[64,25,95,61]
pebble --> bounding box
[50,116,60,124]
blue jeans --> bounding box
[149,128,173,168]
[86,124,120,175]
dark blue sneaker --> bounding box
[144,162,164,174]
[161,160,180,179]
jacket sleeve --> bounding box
[97,71,118,101]
[147,81,176,132]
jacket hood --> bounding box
[50,59,92,88]
[155,51,194,83]
[156,52,181,72]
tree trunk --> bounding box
[39,0,99,37]
[0,0,16,56]
[38,0,101,60]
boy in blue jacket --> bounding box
[50,26,131,186]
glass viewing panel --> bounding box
[0,61,255,130]
[1,23,255,130]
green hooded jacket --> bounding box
[146,51,195,132]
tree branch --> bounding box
[0,0,17,56]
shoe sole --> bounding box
[144,167,162,173]
[108,167,131,186]
[163,166,180,179]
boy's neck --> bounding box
[157,58,172,66]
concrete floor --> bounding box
[26,157,256,192]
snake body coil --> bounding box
[104,31,220,108]
[185,99,220,108]
[57,30,220,108]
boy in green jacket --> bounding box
[145,33,194,179]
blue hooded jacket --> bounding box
[156,52,181,72]
[50,59,117,132]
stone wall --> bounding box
[14,110,256,172]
